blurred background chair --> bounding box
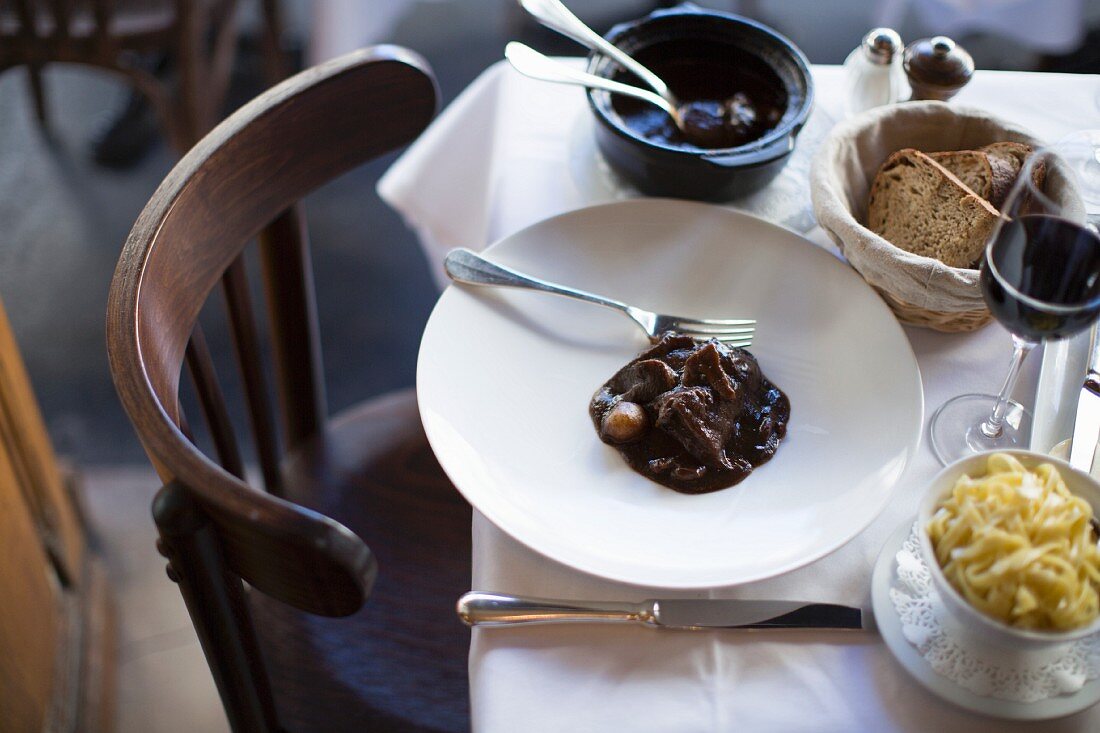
[0,0,289,151]
[107,46,470,732]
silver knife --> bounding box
[457,592,868,631]
[1070,323,1100,473]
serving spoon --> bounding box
[505,42,684,129]
[517,0,679,109]
[505,42,757,149]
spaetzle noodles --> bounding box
[925,453,1100,631]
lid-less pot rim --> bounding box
[585,7,814,159]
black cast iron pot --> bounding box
[586,5,814,201]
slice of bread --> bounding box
[982,141,1043,198]
[867,149,1000,268]
[930,150,1016,209]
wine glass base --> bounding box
[929,393,1033,466]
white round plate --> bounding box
[418,199,923,588]
[872,520,1100,720]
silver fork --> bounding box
[444,248,755,347]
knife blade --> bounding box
[457,592,868,630]
[1069,323,1100,473]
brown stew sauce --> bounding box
[589,333,790,494]
[609,40,788,150]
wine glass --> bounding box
[930,131,1100,465]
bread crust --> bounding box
[982,142,1043,203]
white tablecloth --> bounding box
[379,63,1100,732]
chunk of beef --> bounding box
[638,332,698,361]
[609,358,677,403]
[589,331,789,493]
[724,349,761,391]
[682,342,740,402]
[653,387,734,470]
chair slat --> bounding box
[154,481,280,732]
[83,0,115,58]
[184,327,246,481]
[258,205,326,453]
[11,0,49,122]
[12,0,36,34]
[258,0,289,82]
[221,256,283,496]
[48,0,71,40]
[203,3,239,130]
[88,0,112,42]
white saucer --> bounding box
[872,520,1100,720]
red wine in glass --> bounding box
[982,215,1100,342]
[930,133,1100,465]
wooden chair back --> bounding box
[106,46,439,731]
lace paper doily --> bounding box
[889,523,1100,703]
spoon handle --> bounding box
[518,0,675,106]
[504,42,675,119]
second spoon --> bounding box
[517,0,678,109]
[504,42,684,129]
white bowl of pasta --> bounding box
[918,450,1100,649]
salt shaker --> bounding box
[904,36,974,102]
[843,28,905,117]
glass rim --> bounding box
[984,144,1100,316]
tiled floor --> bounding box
[83,465,230,732]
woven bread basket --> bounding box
[810,102,1067,333]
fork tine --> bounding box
[682,333,753,348]
[674,324,756,336]
[674,317,756,326]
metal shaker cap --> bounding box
[861,28,903,66]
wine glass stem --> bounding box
[980,335,1036,439]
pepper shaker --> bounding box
[843,28,905,117]
[904,36,974,102]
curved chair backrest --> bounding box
[107,46,438,731]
